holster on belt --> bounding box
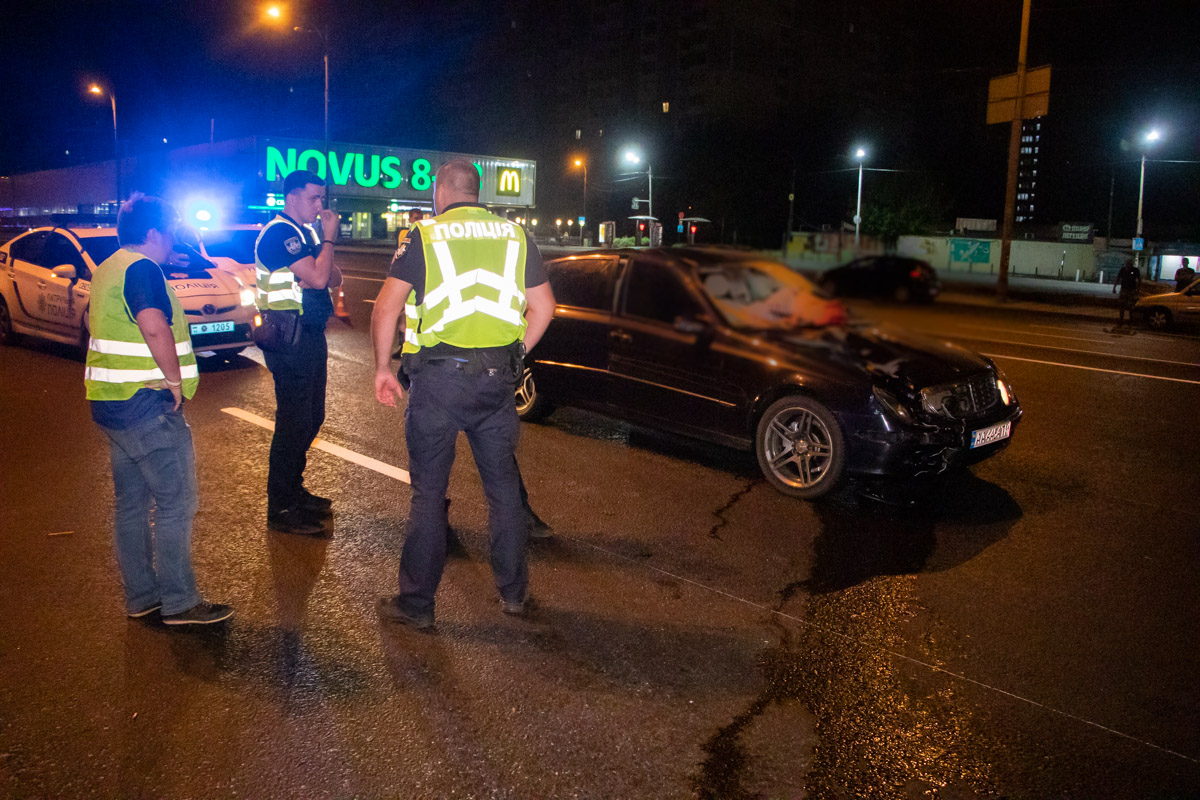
[403,341,524,382]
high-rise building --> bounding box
[1016,117,1044,222]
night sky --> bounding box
[2,0,1197,245]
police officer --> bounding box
[254,169,343,535]
[85,193,233,625]
[371,159,555,627]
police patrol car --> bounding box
[0,226,260,356]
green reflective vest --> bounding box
[404,206,528,354]
[254,215,307,312]
[84,248,199,401]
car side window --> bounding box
[43,233,88,278]
[622,259,705,324]
[546,256,616,311]
[8,231,49,265]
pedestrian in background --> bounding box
[1113,257,1141,328]
[370,159,555,628]
[1174,257,1195,293]
[253,169,343,535]
[84,193,233,625]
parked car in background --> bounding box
[1135,276,1200,331]
[517,247,1020,500]
[0,226,257,356]
[818,255,940,303]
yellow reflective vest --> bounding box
[254,215,308,312]
[84,249,198,401]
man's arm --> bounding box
[523,281,555,352]
[371,276,412,406]
[292,208,340,289]
[136,308,184,410]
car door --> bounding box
[532,255,617,409]
[7,231,53,328]
[37,232,90,332]
[1175,281,1200,322]
[608,256,742,434]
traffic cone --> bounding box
[334,284,351,325]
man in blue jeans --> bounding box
[84,193,233,625]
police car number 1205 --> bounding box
[970,420,1012,449]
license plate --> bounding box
[970,420,1011,449]
[190,320,235,335]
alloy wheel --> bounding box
[762,406,836,490]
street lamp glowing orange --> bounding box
[88,84,102,95]
[265,5,283,19]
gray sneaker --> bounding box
[376,596,435,629]
[127,603,162,619]
[500,594,530,616]
[162,602,235,626]
[527,510,553,539]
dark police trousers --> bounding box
[263,321,328,515]
[398,349,527,613]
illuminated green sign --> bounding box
[496,167,522,197]
[267,146,411,189]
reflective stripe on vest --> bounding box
[84,248,200,401]
[409,207,528,351]
[254,216,307,312]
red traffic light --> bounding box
[639,223,646,231]
[690,225,697,234]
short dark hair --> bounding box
[116,193,179,246]
[437,159,481,197]
[284,169,326,195]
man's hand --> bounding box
[375,369,404,407]
[144,378,183,410]
[319,209,339,241]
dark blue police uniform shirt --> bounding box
[90,256,177,429]
[255,212,332,328]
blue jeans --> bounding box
[397,354,528,614]
[100,409,202,616]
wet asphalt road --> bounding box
[2,253,1199,798]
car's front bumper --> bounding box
[842,403,1023,479]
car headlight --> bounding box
[991,364,1016,406]
[240,287,256,307]
[872,385,914,424]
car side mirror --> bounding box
[51,264,77,280]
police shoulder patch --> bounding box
[393,239,409,261]
[285,236,303,256]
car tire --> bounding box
[515,367,554,421]
[894,284,912,303]
[755,395,846,500]
[0,297,19,345]
[1145,307,1172,331]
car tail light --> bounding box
[910,268,924,279]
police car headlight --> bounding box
[240,288,255,306]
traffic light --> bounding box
[690,225,697,234]
[639,222,646,232]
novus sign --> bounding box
[258,138,535,206]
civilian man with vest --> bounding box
[370,160,556,628]
[85,194,233,625]
[254,169,343,535]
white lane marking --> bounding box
[956,323,1130,344]
[982,353,1200,385]
[1031,322,1193,342]
[913,329,1199,367]
[575,537,1200,765]
[340,274,385,283]
[221,407,410,483]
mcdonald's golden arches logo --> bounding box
[496,167,522,196]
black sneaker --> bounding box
[376,596,434,629]
[127,603,161,619]
[527,510,553,539]
[162,601,234,626]
[268,507,326,535]
[300,490,333,515]
[500,593,530,616]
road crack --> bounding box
[707,479,758,540]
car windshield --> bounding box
[695,259,842,330]
[201,230,259,264]
[78,236,120,266]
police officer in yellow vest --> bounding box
[254,169,343,535]
[85,194,233,625]
[371,159,556,627]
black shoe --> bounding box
[127,602,161,619]
[527,510,553,539]
[300,490,333,515]
[268,507,326,536]
[162,601,234,626]
[376,596,435,629]
[500,593,530,616]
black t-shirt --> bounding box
[388,204,547,305]
[90,256,176,429]
[1117,265,1141,292]
[255,213,332,327]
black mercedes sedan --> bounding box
[517,247,1021,500]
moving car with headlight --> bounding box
[516,247,1021,499]
[0,226,258,356]
[1135,276,1200,331]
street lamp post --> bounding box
[625,151,652,223]
[573,158,588,244]
[266,6,331,206]
[1135,128,1162,276]
[88,84,119,206]
[853,147,866,249]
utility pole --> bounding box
[997,0,1032,302]
[1106,166,1114,244]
